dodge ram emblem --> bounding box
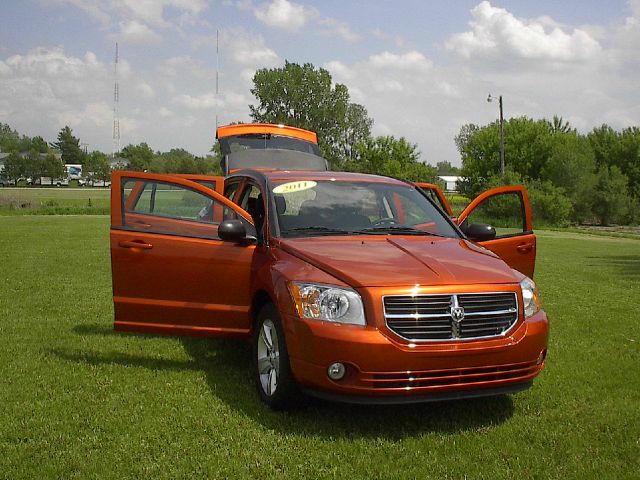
[451,306,465,323]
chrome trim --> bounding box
[382,292,520,343]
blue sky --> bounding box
[1,0,638,165]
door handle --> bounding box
[134,221,152,228]
[118,240,153,250]
[516,243,534,253]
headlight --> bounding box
[520,276,541,318]
[288,282,366,326]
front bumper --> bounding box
[284,310,548,403]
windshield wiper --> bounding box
[357,226,446,236]
[282,226,357,237]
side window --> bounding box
[239,184,265,231]
[387,191,442,229]
[131,182,211,220]
[462,192,527,238]
[417,187,449,214]
[224,181,240,201]
[121,178,247,239]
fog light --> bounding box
[327,362,346,380]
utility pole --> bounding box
[113,42,121,158]
[487,94,504,176]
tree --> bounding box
[51,126,85,164]
[547,115,574,135]
[345,136,436,182]
[592,166,630,225]
[456,117,552,195]
[435,161,460,175]
[30,136,50,153]
[85,151,112,183]
[339,103,373,163]
[121,143,155,171]
[249,61,373,167]
[42,152,65,180]
[542,134,597,223]
[0,123,19,152]
[23,150,46,183]
[3,151,25,184]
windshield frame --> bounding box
[266,177,462,240]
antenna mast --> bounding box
[112,42,121,158]
[215,30,219,129]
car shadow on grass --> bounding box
[62,323,516,440]
[586,255,640,280]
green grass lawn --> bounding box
[0,216,638,479]
[0,187,111,215]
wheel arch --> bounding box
[250,290,275,328]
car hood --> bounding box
[277,235,520,287]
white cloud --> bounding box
[446,1,601,63]
[254,0,316,32]
[118,20,162,45]
[221,28,281,68]
[368,51,433,72]
[318,17,360,42]
[58,101,112,128]
[173,93,222,110]
[136,82,155,98]
[160,56,216,79]
[48,0,209,29]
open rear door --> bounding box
[457,186,536,278]
[414,182,453,217]
[110,171,256,337]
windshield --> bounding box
[272,180,459,238]
[219,134,321,156]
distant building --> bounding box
[437,175,461,192]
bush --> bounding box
[527,180,572,228]
[592,166,630,225]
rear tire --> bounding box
[252,303,298,410]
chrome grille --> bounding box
[383,292,518,341]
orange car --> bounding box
[110,153,547,409]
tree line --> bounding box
[456,117,639,226]
[0,124,221,185]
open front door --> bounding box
[171,174,225,194]
[414,182,453,216]
[110,171,256,337]
[457,186,536,278]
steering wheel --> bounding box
[372,217,398,227]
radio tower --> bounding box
[112,42,121,158]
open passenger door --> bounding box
[457,186,536,278]
[110,171,256,337]
[414,182,453,217]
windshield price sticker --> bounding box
[273,181,317,194]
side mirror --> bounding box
[218,219,249,242]
[461,222,496,242]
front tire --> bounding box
[252,303,297,409]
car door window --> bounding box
[122,178,249,239]
[461,191,528,238]
[238,184,265,232]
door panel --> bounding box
[457,186,536,278]
[414,182,453,216]
[110,171,256,337]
